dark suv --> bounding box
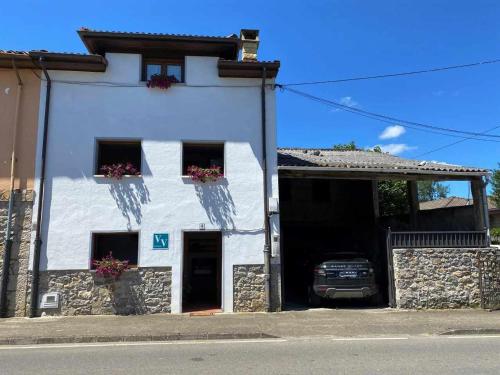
[308,252,379,306]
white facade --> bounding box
[31,53,279,313]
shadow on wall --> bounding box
[108,179,151,230]
[194,179,236,230]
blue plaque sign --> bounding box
[153,233,169,250]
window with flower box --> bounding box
[95,140,142,177]
[182,143,224,176]
[91,232,139,268]
[142,58,184,82]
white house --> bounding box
[29,29,281,315]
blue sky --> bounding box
[2,0,499,197]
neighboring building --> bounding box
[27,28,281,316]
[420,196,500,229]
[0,50,109,317]
[0,51,41,317]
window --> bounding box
[92,232,139,267]
[312,179,331,202]
[182,143,224,175]
[142,58,184,82]
[96,140,142,175]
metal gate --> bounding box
[479,254,500,310]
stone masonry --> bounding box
[27,267,172,316]
[393,247,498,309]
[233,264,266,312]
[0,190,33,317]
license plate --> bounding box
[339,271,358,278]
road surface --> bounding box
[0,335,499,374]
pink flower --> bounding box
[187,165,223,183]
[100,163,140,180]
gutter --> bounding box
[0,59,23,317]
[277,166,489,178]
[29,58,51,318]
[261,67,271,312]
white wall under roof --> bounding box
[31,53,279,313]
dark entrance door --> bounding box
[182,232,222,312]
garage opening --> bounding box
[279,178,388,309]
[182,232,222,312]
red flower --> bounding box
[92,252,129,280]
[187,165,223,183]
[100,163,140,180]
[147,74,179,90]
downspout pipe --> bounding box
[0,59,23,318]
[261,67,272,312]
[29,58,51,318]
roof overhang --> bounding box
[278,165,489,181]
[78,29,240,59]
[218,59,280,78]
[0,51,107,72]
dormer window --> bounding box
[142,58,184,82]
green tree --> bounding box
[417,181,450,202]
[332,141,357,151]
[378,180,408,216]
[492,164,500,207]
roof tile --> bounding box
[277,148,488,175]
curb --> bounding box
[439,328,500,336]
[0,332,278,346]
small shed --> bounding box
[277,148,496,309]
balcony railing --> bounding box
[389,230,490,249]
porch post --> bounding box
[471,177,489,231]
[407,181,419,230]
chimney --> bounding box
[240,29,259,61]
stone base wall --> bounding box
[0,190,33,317]
[233,264,266,312]
[28,267,172,316]
[393,247,498,309]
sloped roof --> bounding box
[78,28,241,59]
[419,196,498,211]
[419,197,473,210]
[277,148,489,177]
[0,50,106,71]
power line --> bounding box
[413,125,500,158]
[279,86,500,142]
[279,58,500,86]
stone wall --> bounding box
[393,247,498,309]
[28,267,172,316]
[233,264,266,312]
[0,190,33,317]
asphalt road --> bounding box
[0,335,499,374]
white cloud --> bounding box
[332,96,359,113]
[376,143,417,155]
[339,96,358,107]
[379,125,406,140]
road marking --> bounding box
[440,335,500,340]
[331,337,409,342]
[0,338,288,351]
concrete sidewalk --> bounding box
[0,309,499,345]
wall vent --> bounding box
[40,292,60,309]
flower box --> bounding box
[100,163,140,180]
[187,165,223,183]
[147,74,179,90]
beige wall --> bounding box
[0,69,40,190]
